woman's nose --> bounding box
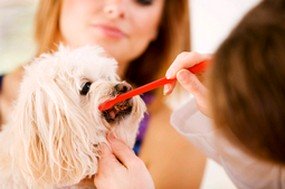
[104,1,125,19]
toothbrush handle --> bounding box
[99,61,208,111]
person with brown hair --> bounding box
[0,0,206,188]
[166,0,285,188]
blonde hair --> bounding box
[34,0,62,55]
[34,0,190,92]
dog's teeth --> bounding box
[117,104,124,110]
[102,100,133,123]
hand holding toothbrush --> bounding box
[99,52,211,114]
[164,52,212,116]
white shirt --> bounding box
[171,97,285,189]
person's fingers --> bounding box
[166,52,211,79]
[176,69,204,95]
[163,81,176,95]
[107,133,141,168]
[97,143,121,173]
[94,143,126,188]
[176,69,210,115]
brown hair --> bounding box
[34,0,62,55]
[209,0,285,164]
[125,1,190,87]
[34,0,190,89]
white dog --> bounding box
[0,46,146,188]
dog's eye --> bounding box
[80,82,92,95]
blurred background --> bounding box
[0,0,37,74]
[0,0,261,188]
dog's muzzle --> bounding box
[102,82,133,123]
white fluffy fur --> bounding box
[0,45,146,188]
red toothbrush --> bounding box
[98,61,208,111]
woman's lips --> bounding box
[93,24,127,39]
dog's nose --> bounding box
[114,82,132,94]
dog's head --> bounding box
[12,45,146,187]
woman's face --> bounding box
[60,0,164,67]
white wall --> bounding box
[0,0,37,74]
[189,1,261,188]
[190,0,261,53]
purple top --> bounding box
[0,75,4,91]
[133,94,154,155]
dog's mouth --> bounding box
[102,99,133,123]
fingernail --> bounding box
[165,70,173,79]
[107,132,116,141]
[163,84,171,96]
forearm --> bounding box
[170,97,284,189]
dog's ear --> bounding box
[13,77,99,186]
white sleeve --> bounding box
[170,97,285,189]
[170,97,221,163]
